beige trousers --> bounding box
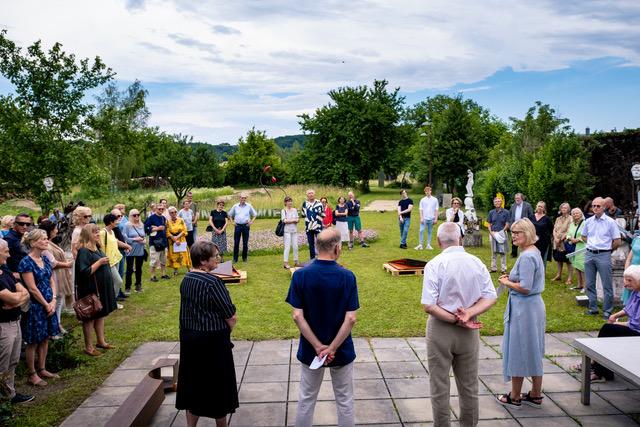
[427,316,479,427]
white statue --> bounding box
[465,169,474,197]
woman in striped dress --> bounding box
[176,241,238,426]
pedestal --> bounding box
[463,232,482,247]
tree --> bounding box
[142,131,224,204]
[298,80,404,192]
[0,30,113,208]
[87,80,150,191]
[407,95,505,192]
[224,128,284,186]
[477,101,582,209]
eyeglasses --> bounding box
[452,202,460,205]
[512,231,523,235]
[15,221,32,227]
[592,204,601,208]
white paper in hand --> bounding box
[309,354,328,370]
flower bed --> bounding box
[198,229,378,251]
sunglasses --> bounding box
[592,204,602,208]
[452,202,460,205]
[116,215,122,218]
[15,221,32,227]
[131,214,140,217]
[84,215,92,218]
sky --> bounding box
[1,0,639,144]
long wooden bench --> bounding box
[573,337,640,405]
[105,358,179,427]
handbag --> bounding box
[131,224,149,261]
[564,220,583,254]
[275,219,285,237]
[73,273,102,321]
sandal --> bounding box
[283,263,290,269]
[552,276,561,282]
[496,392,521,408]
[37,369,60,379]
[96,343,115,350]
[590,372,606,383]
[522,391,544,408]
[27,372,47,387]
[565,280,573,286]
[84,348,102,357]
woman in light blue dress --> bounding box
[497,218,546,408]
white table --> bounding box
[573,337,640,404]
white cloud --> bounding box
[2,0,639,142]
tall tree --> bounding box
[298,80,404,192]
[0,30,113,208]
[408,95,505,192]
[88,80,150,190]
[224,128,284,186]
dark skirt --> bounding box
[176,328,238,419]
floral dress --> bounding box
[167,218,192,269]
[18,256,60,343]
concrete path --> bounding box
[363,200,398,212]
[61,332,640,426]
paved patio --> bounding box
[61,332,640,426]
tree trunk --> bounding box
[360,176,370,193]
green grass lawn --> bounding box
[12,187,605,426]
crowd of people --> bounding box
[0,186,638,427]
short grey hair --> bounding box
[437,222,461,245]
[570,208,584,219]
[624,265,640,283]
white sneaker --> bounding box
[426,245,433,250]
[117,303,124,309]
[414,244,423,250]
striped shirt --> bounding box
[179,271,236,332]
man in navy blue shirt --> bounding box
[4,213,33,277]
[286,228,359,427]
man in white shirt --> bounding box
[416,186,439,250]
[228,193,258,263]
[422,223,497,427]
[581,197,621,319]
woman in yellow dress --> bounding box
[166,206,192,275]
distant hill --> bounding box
[201,134,308,160]
[274,134,308,150]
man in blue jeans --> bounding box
[416,186,439,250]
[228,193,257,263]
[397,189,413,249]
[582,197,621,319]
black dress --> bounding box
[75,248,117,319]
[176,271,238,419]
[529,214,554,261]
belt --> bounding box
[587,248,611,254]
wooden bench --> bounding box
[105,358,179,427]
[573,337,640,405]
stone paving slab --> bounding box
[61,334,640,426]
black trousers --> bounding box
[233,224,250,262]
[125,255,145,290]
[592,323,640,379]
[306,230,320,259]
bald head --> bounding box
[316,228,342,259]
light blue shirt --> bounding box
[514,204,523,221]
[582,214,620,250]
[228,203,257,225]
[178,209,193,231]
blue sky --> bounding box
[2,0,639,143]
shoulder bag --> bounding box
[73,264,103,321]
[564,220,583,254]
